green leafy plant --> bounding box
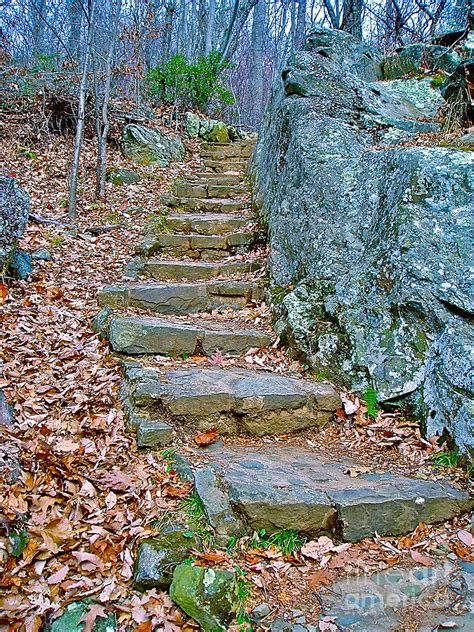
[49,235,64,248]
[18,146,38,160]
[30,53,58,73]
[179,492,215,547]
[250,528,303,555]
[147,51,234,111]
[160,447,177,472]
[363,386,379,419]
[432,447,461,468]
[9,530,29,557]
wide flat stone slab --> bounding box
[203,160,247,173]
[190,445,474,542]
[162,196,247,213]
[108,316,272,356]
[137,231,259,259]
[200,142,254,159]
[124,258,260,282]
[165,214,250,235]
[319,560,474,630]
[123,365,341,436]
[174,182,246,199]
[191,173,244,186]
[98,280,263,314]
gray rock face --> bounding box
[190,444,473,542]
[252,28,474,455]
[121,365,341,436]
[0,175,30,275]
[121,124,184,167]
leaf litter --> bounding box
[1,106,473,630]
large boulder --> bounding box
[0,175,30,278]
[121,124,184,166]
[382,43,461,79]
[183,112,243,143]
[252,30,474,456]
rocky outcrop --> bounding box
[183,112,247,143]
[252,28,474,455]
[121,124,184,166]
[0,175,31,279]
[382,43,461,79]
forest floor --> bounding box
[0,103,473,631]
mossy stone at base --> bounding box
[107,169,141,185]
[170,564,240,632]
[133,529,200,591]
[205,122,229,143]
[47,600,116,632]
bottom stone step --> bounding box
[107,315,272,356]
[186,444,474,543]
[122,364,341,437]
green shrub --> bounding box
[147,51,234,111]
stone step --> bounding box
[124,258,261,282]
[191,173,244,186]
[165,213,250,236]
[122,365,341,437]
[200,143,254,160]
[203,159,247,173]
[98,280,263,314]
[174,181,246,199]
[137,231,259,260]
[184,444,474,544]
[162,196,247,213]
[107,316,272,356]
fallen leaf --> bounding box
[194,428,218,447]
[457,529,473,547]
[47,565,69,585]
[410,549,434,566]
[79,605,108,632]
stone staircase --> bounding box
[96,138,473,555]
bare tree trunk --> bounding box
[68,0,83,60]
[204,0,217,55]
[220,0,259,64]
[295,0,307,49]
[29,0,46,58]
[162,1,176,61]
[250,0,265,124]
[341,0,363,40]
[68,0,95,223]
[95,0,122,200]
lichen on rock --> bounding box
[252,27,474,456]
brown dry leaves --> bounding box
[0,107,199,628]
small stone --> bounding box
[252,603,271,620]
[0,389,14,426]
[270,617,293,632]
[170,564,240,632]
[107,168,140,185]
[32,249,52,261]
[460,561,474,575]
[47,599,116,632]
[136,419,173,448]
[133,529,200,591]
[92,306,113,339]
[400,584,422,597]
